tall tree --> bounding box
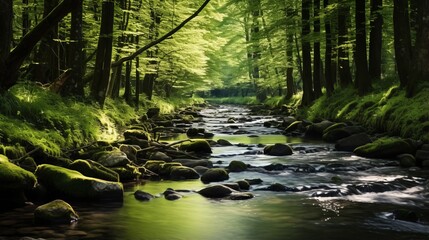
[324,0,334,95]
[22,0,30,37]
[337,1,352,87]
[0,0,13,85]
[313,0,322,98]
[369,0,383,81]
[91,0,114,106]
[301,0,313,106]
[249,0,261,89]
[408,0,429,97]
[355,0,371,95]
[393,0,412,88]
[285,5,295,100]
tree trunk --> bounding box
[0,0,13,79]
[135,36,140,109]
[62,0,84,96]
[90,0,114,106]
[22,0,30,37]
[0,0,82,92]
[250,0,261,82]
[301,0,313,106]
[393,0,412,88]
[124,60,132,104]
[369,0,383,81]
[408,0,429,97]
[337,1,352,88]
[324,0,334,96]
[355,0,371,95]
[285,6,295,100]
[313,0,322,98]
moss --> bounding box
[34,199,79,224]
[354,137,415,158]
[111,164,141,181]
[0,144,26,159]
[201,168,229,183]
[179,140,212,154]
[123,129,151,141]
[143,160,166,174]
[169,166,200,180]
[69,159,119,182]
[35,164,123,200]
[228,160,247,172]
[0,154,37,191]
[159,162,182,176]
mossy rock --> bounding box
[17,157,38,173]
[111,164,141,182]
[305,120,335,138]
[119,144,140,162]
[174,159,213,168]
[0,155,36,192]
[69,159,119,182]
[263,143,293,156]
[179,140,212,154]
[397,154,416,168]
[35,164,123,201]
[335,133,373,152]
[236,180,250,190]
[284,121,302,133]
[124,129,151,141]
[201,168,229,183]
[34,199,79,224]
[198,184,234,198]
[0,144,26,159]
[323,122,347,135]
[159,162,182,176]
[323,126,365,142]
[354,138,415,159]
[228,160,247,172]
[143,160,166,174]
[169,166,200,180]
[92,149,131,167]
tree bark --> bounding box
[90,0,114,106]
[0,0,82,92]
[301,0,313,106]
[0,0,13,77]
[369,0,383,81]
[324,0,334,96]
[408,0,429,97]
[313,0,322,98]
[355,0,371,95]
[22,0,30,37]
[285,5,295,100]
[337,1,352,88]
[393,0,412,88]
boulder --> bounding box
[169,166,200,180]
[69,159,119,182]
[134,190,154,201]
[179,140,212,154]
[17,157,38,173]
[228,160,247,172]
[173,159,213,168]
[163,188,182,201]
[217,139,233,146]
[193,166,209,175]
[35,164,123,201]
[397,154,416,168]
[305,120,335,138]
[284,121,302,133]
[201,168,229,183]
[159,162,182,176]
[222,183,241,191]
[146,108,160,118]
[229,192,254,200]
[111,164,141,181]
[92,149,131,167]
[335,133,373,151]
[123,129,151,141]
[34,199,79,224]
[186,128,205,138]
[148,151,172,162]
[143,160,166,174]
[323,126,365,142]
[263,143,293,156]
[119,144,140,162]
[354,138,415,159]
[267,183,288,192]
[198,185,234,198]
[236,180,250,190]
[322,122,347,135]
[282,116,297,128]
[0,155,37,207]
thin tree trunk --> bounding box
[91,0,114,106]
[393,0,412,88]
[285,6,295,99]
[22,0,30,37]
[355,0,371,95]
[301,0,313,106]
[313,0,322,98]
[337,1,352,88]
[324,0,334,96]
[124,60,132,104]
[135,36,140,109]
[369,0,383,81]
[0,0,13,80]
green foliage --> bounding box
[306,86,429,142]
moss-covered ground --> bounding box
[0,83,205,156]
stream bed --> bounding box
[1,105,429,240]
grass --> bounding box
[0,83,204,156]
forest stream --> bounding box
[1,105,429,240]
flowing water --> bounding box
[1,105,429,240]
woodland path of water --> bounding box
[1,105,429,240]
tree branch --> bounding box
[111,0,211,68]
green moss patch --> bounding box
[354,137,415,159]
[0,154,36,191]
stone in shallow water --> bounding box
[34,199,79,224]
[263,143,293,156]
[134,190,155,201]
